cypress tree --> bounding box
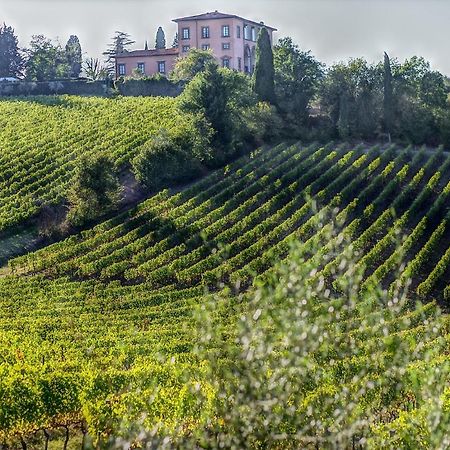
[0,23,23,78]
[383,52,394,141]
[337,91,350,139]
[65,35,82,78]
[253,27,276,104]
[155,27,166,50]
[172,32,179,48]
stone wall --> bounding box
[116,78,184,97]
[0,80,110,97]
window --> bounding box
[201,44,210,51]
[157,61,166,74]
[238,57,242,71]
[237,25,241,38]
[222,58,230,68]
[222,25,230,37]
[222,42,231,50]
[201,26,210,38]
[137,62,145,74]
[118,63,126,76]
[182,27,190,40]
[244,24,250,40]
[182,45,190,53]
[251,27,256,41]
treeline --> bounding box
[252,34,450,147]
[0,24,127,81]
[0,24,83,80]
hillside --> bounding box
[1,140,450,445]
[0,96,197,235]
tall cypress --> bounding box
[155,27,166,50]
[253,27,276,104]
[65,35,82,78]
[0,23,23,78]
[383,52,394,141]
[337,91,350,139]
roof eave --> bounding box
[172,15,277,31]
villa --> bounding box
[114,11,277,78]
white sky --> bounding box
[1,0,449,75]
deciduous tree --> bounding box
[273,37,323,124]
[67,154,121,226]
[25,35,69,81]
[171,48,216,82]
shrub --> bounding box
[67,154,121,227]
[132,130,203,191]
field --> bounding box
[0,119,450,445]
[0,96,197,235]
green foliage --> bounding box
[0,23,23,78]
[318,53,450,144]
[25,35,70,81]
[273,37,324,125]
[383,52,394,137]
[253,27,276,104]
[67,154,121,226]
[132,129,204,191]
[2,142,450,447]
[103,31,135,75]
[321,58,382,139]
[65,35,82,78]
[170,48,217,83]
[155,27,166,50]
[172,32,179,49]
[220,68,280,147]
[0,95,203,233]
[180,62,232,162]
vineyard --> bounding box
[0,95,198,234]
[1,138,450,446]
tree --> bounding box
[0,23,23,78]
[25,35,69,81]
[383,52,394,140]
[67,154,121,226]
[65,35,82,78]
[132,130,202,191]
[83,58,108,81]
[253,27,276,104]
[180,61,231,162]
[273,37,324,124]
[103,31,135,75]
[155,27,166,49]
[170,48,216,82]
[172,32,179,49]
[320,58,382,139]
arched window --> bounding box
[244,45,251,74]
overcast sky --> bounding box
[1,0,450,74]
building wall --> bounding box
[176,18,274,73]
[115,15,275,78]
[115,54,178,78]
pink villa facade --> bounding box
[114,11,277,78]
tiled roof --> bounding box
[114,48,179,58]
[172,10,277,30]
